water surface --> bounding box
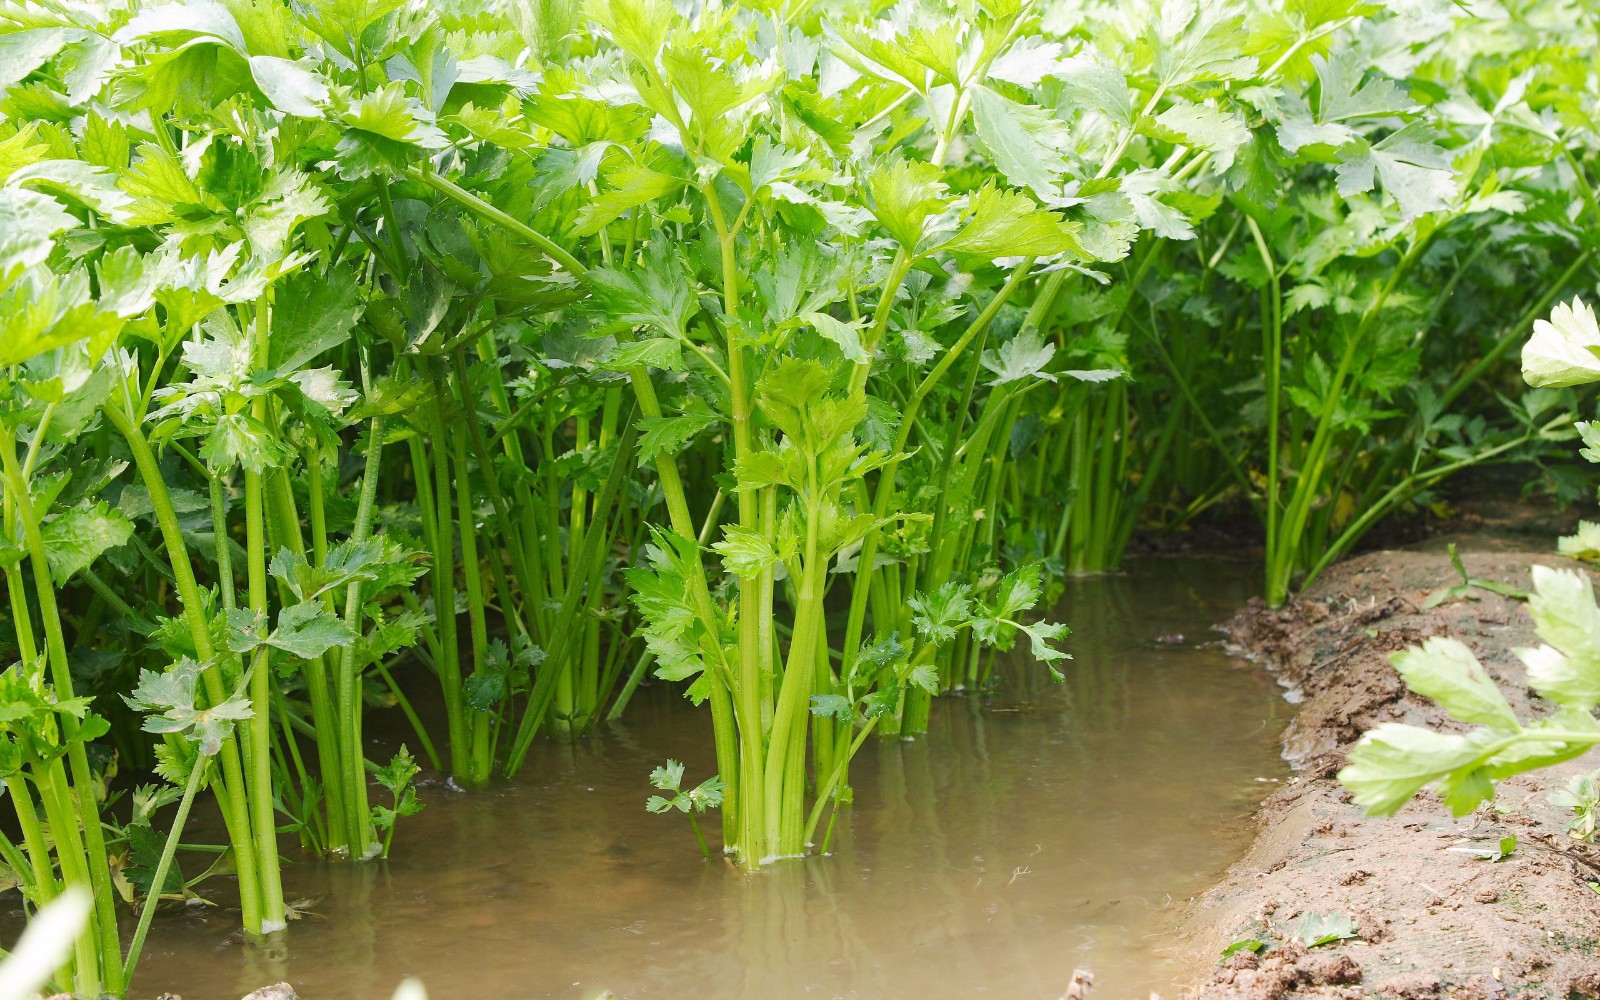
[20,556,1290,998]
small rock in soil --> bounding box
[1220,950,1260,971]
[1377,973,1440,998]
[240,985,299,1000]
[1570,969,1600,999]
[1453,974,1511,1000]
[1063,968,1093,998]
[1300,950,1362,986]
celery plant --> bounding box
[0,202,142,995]
[483,0,1089,866]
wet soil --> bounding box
[1177,536,1600,998]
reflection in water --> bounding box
[4,557,1286,999]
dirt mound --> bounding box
[1174,545,1600,998]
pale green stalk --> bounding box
[244,302,287,932]
[103,402,266,933]
[0,432,122,994]
[337,415,388,859]
[123,755,208,986]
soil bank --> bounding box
[1174,541,1600,999]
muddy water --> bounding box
[120,557,1286,999]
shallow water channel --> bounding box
[82,556,1291,998]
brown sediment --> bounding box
[1174,540,1600,998]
